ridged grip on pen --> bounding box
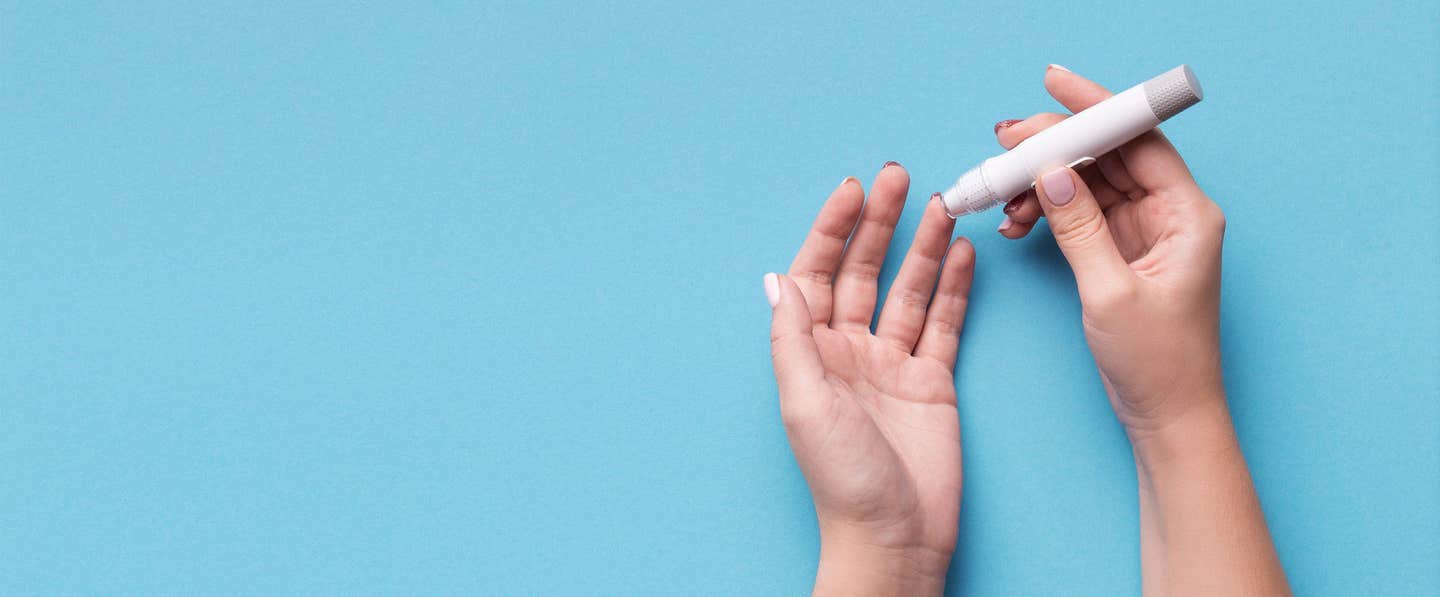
[941,165,1001,218]
[1143,65,1203,122]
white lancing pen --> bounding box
[940,65,1204,218]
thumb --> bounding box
[764,273,829,425]
[1034,167,1134,302]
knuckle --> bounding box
[842,259,883,280]
[813,225,850,243]
[769,331,802,352]
[1050,208,1108,246]
[926,312,965,338]
[795,269,833,287]
[893,290,929,310]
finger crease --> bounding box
[839,260,883,279]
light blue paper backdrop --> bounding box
[3,2,1437,595]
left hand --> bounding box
[764,163,975,596]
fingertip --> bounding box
[763,272,780,308]
[925,192,947,215]
[998,221,1019,239]
[993,119,1023,136]
[825,177,866,214]
[1006,193,1044,224]
[831,177,865,207]
[998,217,1033,240]
[1036,166,1082,208]
[872,161,911,194]
[920,193,958,233]
[949,236,976,264]
[1042,65,1072,92]
[1002,195,1026,215]
[933,237,977,296]
[1044,66,1114,112]
[1010,219,1038,239]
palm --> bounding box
[766,164,974,557]
[1100,190,1172,262]
[807,327,961,551]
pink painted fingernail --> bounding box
[763,273,780,307]
[1040,169,1075,206]
[1048,63,1071,72]
[998,216,1014,233]
[882,160,902,170]
[993,119,1022,134]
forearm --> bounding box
[1131,398,1290,596]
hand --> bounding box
[764,163,975,596]
[995,65,1289,595]
[993,66,1227,441]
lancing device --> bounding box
[940,65,1203,218]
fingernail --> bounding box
[993,119,1022,134]
[882,160,901,170]
[1048,63,1071,72]
[1003,195,1025,214]
[840,176,859,188]
[930,192,942,203]
[1040,169,1075,206]
[998,216,1013,233]
[763,273,780,307]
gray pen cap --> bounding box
[1144,65,1204,122]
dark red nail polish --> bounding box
[931,192,942,201]
[883,160,902,170]
[993,119,1023,134]
[1003,195,1026,214]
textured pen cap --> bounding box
[940,165,1001,218]
[1143,65,1203,121]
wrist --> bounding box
[1128,395,1240,487]
[1125,394,1290,594]
[813,535,950,597]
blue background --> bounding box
[3,1,1437,595]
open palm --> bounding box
[766,164,974,567]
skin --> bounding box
[765,66,1290,596]
[767,165,973,596]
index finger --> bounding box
[1043,66,1196,192]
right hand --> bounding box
[993,65,1229,442]
[994,67,1290,597]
